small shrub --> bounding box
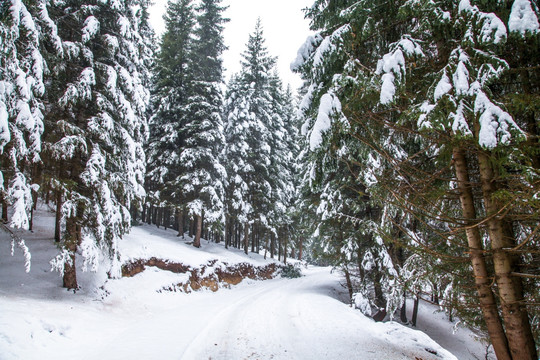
[281,264,302,278]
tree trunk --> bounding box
[283,234,287,265]
[477,151,537,360]
[278,235,282,261]
[298,238,303,261]
[270,232,275,259]
[224,216,229,249]
[141,203,146,223]
[400,293,407,323]
[62,216,78,289]
[243,222,249,255]
[177,209,184,238]
[344,268,353,301]
[193,214,202,248]
[29,187,38,231]
[55,190,62,243]
[453,147,511,360]
[411,295,419,327]
[251,223,255,253]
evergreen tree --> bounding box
[0,0,47,231]
[42,0,153,289]
[145,0,196,222]
[223,20,277,254]
[179,0,228,248]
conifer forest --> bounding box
[1,0,539,359]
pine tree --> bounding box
[179,0,228,248]
[145,0,196,224]
[223,20,277,254]
[42,0,153,289]
[0,0,47,231]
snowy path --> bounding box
[1,219,459,360]
[81,267,455,360]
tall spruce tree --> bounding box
[145,0,196,223]
[0,0,47,232]
[223,20,277,254]
[42,0,153,289]
[179,0,228,248]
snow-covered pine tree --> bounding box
[145,0,195,233]
[177,0,228,248]
[42,0,152,289]
[293,0,407,316]
[0,0,54,272]
[223,19,277,255]
[0,0,47,233]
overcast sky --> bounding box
[148,0,314,91]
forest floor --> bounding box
[0,205,493,359]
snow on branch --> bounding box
[376,36,424,105]
[309,92,342,151]
[1,222,31,273]
[509,0,539,35]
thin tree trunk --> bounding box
[224,216,229,249]
[55,190,62,243]
[177,209,184,238]
[278,235,282,261]
[411,295,419,327]
[400,292,407,323]
[251,224,255,253]
[344,268,353,301]
[299,238,303,261]
[270,232,275,259]
[243,222,249,255]
[193,214,202,248]
[141,203,146,223]
[283,234,287,265]
[29,188,38,231]
[477,151,537,360]
[453,147,511,360]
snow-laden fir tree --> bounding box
[175,0,228,248]
[0,0,58,272]
[42,0,153,289]
[0,0,47,232]
[223,20,279,255]
[292,0,408,318]
[145,0,196,223]
[294,0,539,357]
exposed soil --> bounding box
[122,258,280,293]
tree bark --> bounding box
[400,293,407,323]
[453,147,511,360]
[224,216,229,249]
[477,150,537,360]
[55,190,62,243]
[243,222,249,255]
[193,214,202,248]
[177,209,184,238]
[283,234,287,265]
[270,232,275,259]
[299,238,303,261]
[62,216,78,289]
[411,295,419,327]
[344,268,353,301]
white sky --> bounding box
[148,0,314,91]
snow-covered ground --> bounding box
[1,207,489,359]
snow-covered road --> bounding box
[79,266,455,360]
[1,221,462,360]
